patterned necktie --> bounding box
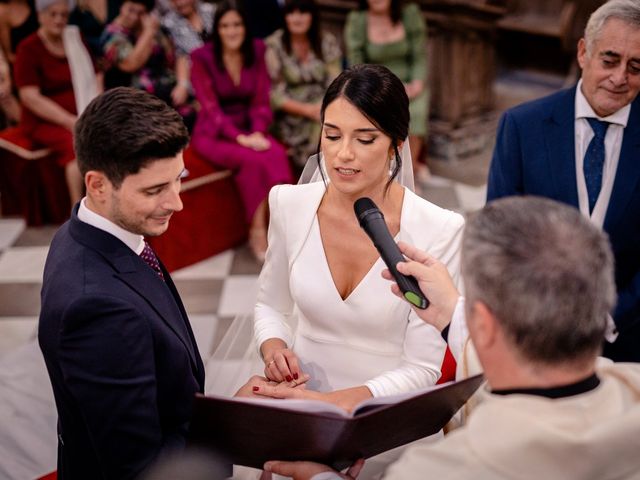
[584,118,610,214]
[140,241,165,281]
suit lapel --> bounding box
[544,88,579,208]
[604,98,640,232]
[115,261,200,372]
[68,211,200,373]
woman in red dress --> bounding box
[14,0,88,205]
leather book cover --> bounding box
[188,374,484,470]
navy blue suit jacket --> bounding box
[39,206,205,479]
[487,87,640,362]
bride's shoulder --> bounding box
[269,182,326,208]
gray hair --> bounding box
[36,0,75,12]
[584,0,640,55]
[461,197,616,366]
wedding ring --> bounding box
[267,360,275,367]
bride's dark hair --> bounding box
[315,64,410,190]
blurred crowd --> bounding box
[0,0,429,260]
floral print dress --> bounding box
[265,29,342,167]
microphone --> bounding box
[354,197,429,309]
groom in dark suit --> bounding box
[38,88,205,480]
[487,0,640,362]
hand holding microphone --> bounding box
[354,197,429,309]
[385,241,460,333]
[354,197,460,331]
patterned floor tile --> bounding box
[172,249,234,280]
[421,184,462,212]
[453,183,488,213]
[13,225,58,247]
[0,247,49,283]
[187,313,219,361]
[217,275,260,317]
[229,244,263,275]
[173,278,224,315]
[0,219,25,252]
[0,283,41,316]
[0,317,37,359]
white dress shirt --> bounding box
[77,197,145,255]
[574,79,631,229]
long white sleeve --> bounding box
[254,186,295,351]
[365,211,465,397]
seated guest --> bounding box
[345,0,430,182]
[265,0,342,170]
[0,48,20,126]
[14,0,99,205]
[69,0,120,59]
[0,0,38,63]
[190,0,292,262]
[161,0,215,109]
[101,0,195,128]
[262,197,640,479]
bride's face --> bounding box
[321,96,394,198]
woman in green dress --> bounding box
[345,0,428,177]
[265,0,342,171]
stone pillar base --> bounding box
[429,111,499,163]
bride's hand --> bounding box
[254,385,371,414]
[261,338,303,383]
[234,374,310,398]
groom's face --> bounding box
[106,154,185,238]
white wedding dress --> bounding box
[204,152,464,479]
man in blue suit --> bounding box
[39,88,205,479]
[487,0,640,362]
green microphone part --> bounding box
[404,291,426,309]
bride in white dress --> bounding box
[205,64,465,479]
[252,64,464,411]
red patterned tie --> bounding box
[140,241,165,280]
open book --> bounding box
[188,374,484,470]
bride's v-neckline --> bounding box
[315,191,408,303]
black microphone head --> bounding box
[354,197,384,227]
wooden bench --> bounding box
[0,127,71,226]
[148,147,248,272]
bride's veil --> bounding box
[204,139,415,397]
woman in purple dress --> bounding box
[190,0,292,262]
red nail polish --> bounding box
[252,386,259,392]
[286,375,292,382]
[293,373,299,380]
